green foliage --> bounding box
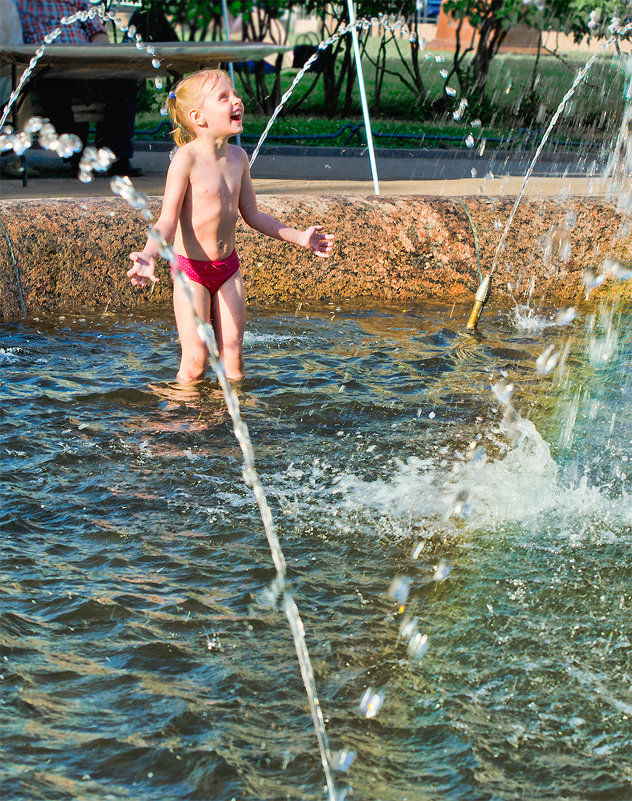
[439,0,629,108]
[560,0,627,42]
[136,0,257,41]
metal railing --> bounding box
[134,119,602,152]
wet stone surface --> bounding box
[0,195,631,318]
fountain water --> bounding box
[2,5,632,800]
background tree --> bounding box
[235,0,290,114]
[362,1,431,115]
[441,0,626,116]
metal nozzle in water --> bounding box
[466,274,492,330]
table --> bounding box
[0,41,293,81]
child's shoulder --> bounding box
[172,140,198,160]
[227,143,249,165]
[166,141,199,176]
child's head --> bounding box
[167,69,236,147]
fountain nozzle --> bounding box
[466,274,491,330]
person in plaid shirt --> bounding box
[15,0,141,176]
[18,0,108,43]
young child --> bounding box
[127,69,334,382]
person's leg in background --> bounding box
[34,78,89,170]
[95,78,142,177]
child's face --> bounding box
[198,74,244,138]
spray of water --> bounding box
[491,21,632,274]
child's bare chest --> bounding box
[190,160,242,212]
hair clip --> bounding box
[169,91,176,99]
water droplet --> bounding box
[152,58,161,69]
[553,307,577,325]
[154,77,164,90]
[389,576,411,604]
[583,267,605,290]
[23,116,45,134]
[96,147,116,170]
[55,133,79,159]
[536,344,560,375]
[12,132,32,155]
[465,134,475,148]
[332,749,356,772]
[445,86,457,97]
[603,257,632,280]
[432,560,451,583]
[359,688,384,719]
[411,541,425,559]
[492,381,514,406]
[407,631,429,659]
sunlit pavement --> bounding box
[0,141,610,200]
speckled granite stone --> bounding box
[0,195,630,318]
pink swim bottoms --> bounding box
[174,250,240,295]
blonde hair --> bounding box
[166,69,233,147]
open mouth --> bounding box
[231,111,242,122]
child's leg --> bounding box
[211,270,246,381]
[173,277,211,383]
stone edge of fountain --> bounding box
[0,194,630,319]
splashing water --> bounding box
[491,22,632,274]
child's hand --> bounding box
[303,225,334,258]
[128,252,158,288]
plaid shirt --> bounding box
[16,0,105,44]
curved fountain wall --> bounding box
[0,194,630,318]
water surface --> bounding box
[1,302,630,800]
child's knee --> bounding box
[220,340,244,379]
[179,348,208,382]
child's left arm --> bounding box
[237,152,334,258]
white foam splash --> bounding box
[332,413,632,536]
[0,347,22,364]
[243,331,295,347]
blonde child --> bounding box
[128,69,334,382]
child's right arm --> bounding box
[127,148,192,287]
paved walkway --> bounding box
[0,142,609,200]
